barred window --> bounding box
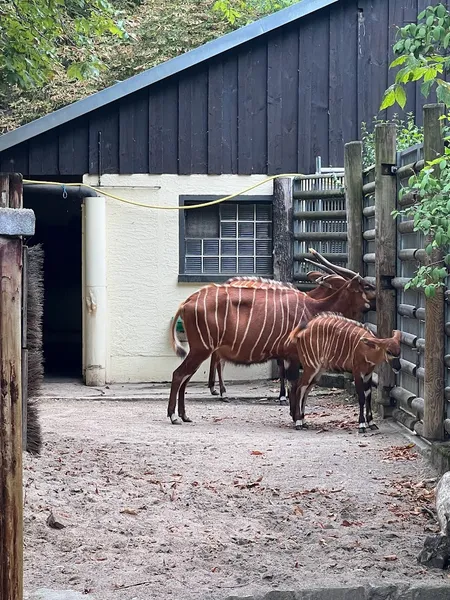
[179,196,273,281]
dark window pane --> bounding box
[221,240,236,255]
[238,257,255,273]
[256,256,272,274]
[256,222,272,239]
[203,239,219,255]
[238,240,254,256]
[256,240,272,255]
[221,222,237,238]
[256,203,271,221]
[204,257,219,273]
[186,205,219,237]
[238,203,254,221]
[186,239,202,255]
[221,203,237,220]
[238,222,254,238]
[221,257,237,272]
[186,256,202,273]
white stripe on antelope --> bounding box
[207,254,376,405]
[287,313,401,433]
[168,276,371,425]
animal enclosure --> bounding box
[289,103,450,444]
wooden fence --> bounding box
[278,103,450,443]
[358,104,449,442]
[292,173,347,291]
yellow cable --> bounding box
[23,174,342,211]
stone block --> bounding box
[0,208,35,236]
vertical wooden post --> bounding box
[0,175,23,600]
[375,124,397,408]
[423,103,446,441]
[344,141,364,275]
[273,177,294,283]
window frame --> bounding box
[178,194,273,283]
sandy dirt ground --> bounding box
[23,387,450,600]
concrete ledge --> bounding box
[0,207,35,236]
[225,583,450,600]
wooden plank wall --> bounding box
[0,0,446,177]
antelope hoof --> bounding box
[181,414,192,423]
[358,425,366,434]
[295,420,307,430]
[279,395,288,406]
[210,388,219,396]
[170,414,182,425]
[368,421,379,431]
[220,394,229,403]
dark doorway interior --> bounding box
[24,185,83,378]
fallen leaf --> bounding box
[46,511,66,530]
[120,508,138,515]
[293,506,304,516]
[251,450,264,456]
[384,554,398,562]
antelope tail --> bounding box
[171,305,187,358]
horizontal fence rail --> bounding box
[293,173,347,289]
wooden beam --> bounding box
[0,235,23,600]
[423,103,446,441]
[344,141,364,275]
[374,124,397,406]
[273,177,293,283]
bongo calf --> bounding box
[288,313,401,433]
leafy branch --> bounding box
[381,3,450,111]
[0,0,129,89]
[393,143,450,297]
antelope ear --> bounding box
[392,330,401,341]
[361,337,378,349]
[306,271,323,282]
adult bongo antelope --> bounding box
[168,274,372,425]
[207,249,376,403]
[288,313,401,433]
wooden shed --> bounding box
[0,0,425,385]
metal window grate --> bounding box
[185,202,273,275]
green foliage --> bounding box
[380,3,450,110]
[393,138,450,294]
[0,0,233,132]
[0,0,128,89]
[213,0,297,26]
[361,113,424,169]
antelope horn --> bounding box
[308,248,363,281]
[304,258,338,276]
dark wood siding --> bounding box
[0,0,438,177]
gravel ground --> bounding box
[23,389,449,600]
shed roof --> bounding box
[0,0,337,153]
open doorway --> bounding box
[24,183,83,378]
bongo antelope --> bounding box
[207,249,376,404]
[168,276,372,425]
[287,313,401,433]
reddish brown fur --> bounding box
[207,272,374,401]
[168,278,371,424]
[288,313,401,432]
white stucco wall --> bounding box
[83,173,275,384]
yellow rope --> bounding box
[23,174,312,210]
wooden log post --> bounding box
[423,103,446,441]
[344,141,364,275]
[374,124,397,409]
[273,177,294,283]
[0,173,24,600]
[273,177,293,378]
